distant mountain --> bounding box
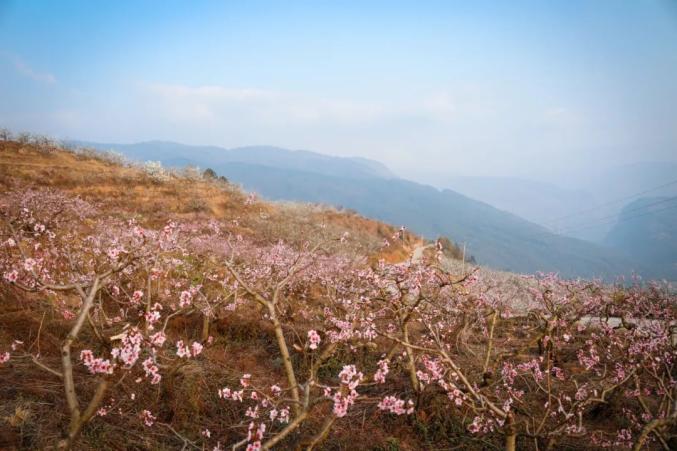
[558,162,677,201]
[549,161,677,242]
[71,140,396,180]
[430,175,596,232]
[74,140,642,279]
[215,163,640,278]
[420,163,677,244]
[605,197,677,281]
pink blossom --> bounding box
[131,290,144,305]
[179,290,193,308]
[240,373,251,387]
[191,341,204,356]
[144,310,161,327]
[149,331,167,347]
[3,270,18,283]
[245,405,259,419]
[176,340,190,358]
[232,390,244,402]
[374,359,389,384]
[378,396,414,415]
[80,349,114,375]
[23,258,37,272]
[278,407,290,423]
[218,387,232,399]
[307,329,321,350]
[140,409,156,427]
[112,329,142,367]
[142,357,161,384]
[62,309,75,320]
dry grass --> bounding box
[0,139,431,450]
[0,140,422,257]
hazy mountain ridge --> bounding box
[71,140,397,181]
[72,140,645,279]
[422,164,677,244]
[605,196,677,281]
[432,175,597,236]
[215,162,637,278]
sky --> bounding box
[1,0,677,182]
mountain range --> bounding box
[605,196,677,281]
[72,140,646,279]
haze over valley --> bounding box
[75,139,675,280]
[1,2,676,450]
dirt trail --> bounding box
[411,243,434,263]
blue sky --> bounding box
[1,0,676,180]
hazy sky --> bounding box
[1,0,676,180]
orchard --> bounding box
[1,185,675,449]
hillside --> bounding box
[605,197,677,281]
[551,162,677,242]
[70,141,397,181]
[76,140,640,279]
[430,175,597,234]
[0,140,415,260]
[1,138,675,451]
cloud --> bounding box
[13,59,57,84]
[1,52,56,84]
[145,83,388,126]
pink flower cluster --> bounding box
[3,270,18,283]
[142,357,161,384]
[218,387,244,402]
[307,329,321,350]
[176,340,203,358]
[80,349,114,375]
[111,328,143,367]
[149,331,167,348]
[131,290,144,305]
[179,289,193,308]
[373,359,389,384]
[377,396,414,415]
[144,303,163,329]
[140,409,156,427]
[330,365,363,417]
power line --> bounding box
[551,196,677,235]
[541,178,677,226]
[541,199,677,239]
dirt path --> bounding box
[411,243,434,263]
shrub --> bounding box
[203,168,217,179]
[143,160,170,182]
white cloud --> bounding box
[145,83,388,127]
[4,54,57,84]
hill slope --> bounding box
[75,140,641,279]
[1,138,674,451]
[211,162,639,278]
[0,140,419,264]
[430,175,596,235]
[605,197,677,281]
[71,140,396,180]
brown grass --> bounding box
[0,140,434,450]
[0,140,422,257]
